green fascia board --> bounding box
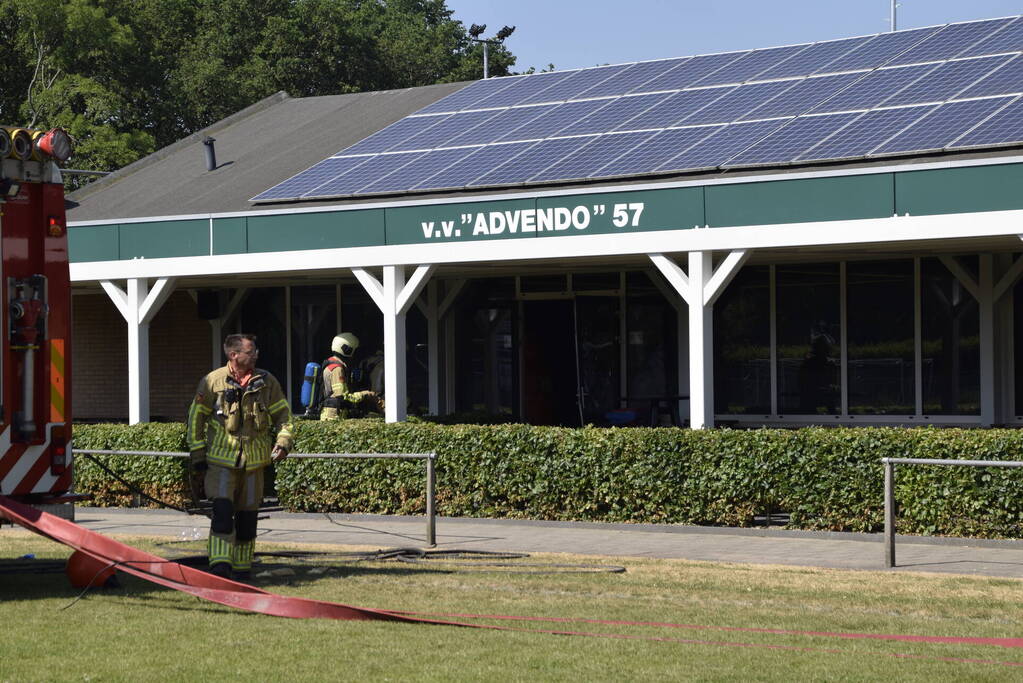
[212,216,247,255]
[246,209,385,252]
[706,174,895,228]
[68,224,119,263]
[67,162,1023,264]
[119,219,209,259]
[895,163,1023,216]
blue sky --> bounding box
[444,1,1023,73]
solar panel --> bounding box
[528,132,657,182]
[755,36,873,80]
[638,51,750,93]
[724,112,860,167]
[695,44,811,86]
[254,15,1023,203]
[389,109,502,152]
[445,104,556,147]
[882,55,1012,107]
[872,96,1015,155]
[497,99,609,141]
[797,105,935,161]
[618,87,734,130]
[823,26,941,73]
[658,119,787,172]
[813,63,935,113]
[358,147,477,194]
[338,115,447,155]
[471,70,576,109]
[308,151,424,198]
[949,95,1023,148]
[414,141,537,190]
[598,125,723,177]
[519,64,632,105]
[557,93,670,136]
[576,59,688,99]
[740,73,859,120]
[889,17,1015,66]
[415,78,518,115]
[470,137,595,186]
[683,81,797,125]
[958,54,1023,98]
[252,156,370,201]
[958,16,1023,58]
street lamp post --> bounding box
[468,24,515,79]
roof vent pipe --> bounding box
[202,136,217,171]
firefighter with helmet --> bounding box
[321,332,383,419]
[186,334,294,580]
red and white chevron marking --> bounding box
[0,424,69,496]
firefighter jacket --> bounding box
[187,365,294,470]
[323,356,356,403]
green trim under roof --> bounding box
[68,162,1023,263]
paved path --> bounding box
[55,506,1023,579]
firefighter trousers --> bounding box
[204,464,264,572]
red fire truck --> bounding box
[0,126,74,506]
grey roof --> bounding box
[66,82,466,221]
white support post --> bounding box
[688,252,714,429]
[128,279,149,425]
[100,277,177,424]
[383,266,407,423]
[650,250,750,429]
[353,265,435,422]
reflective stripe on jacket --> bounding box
[186,365,294,470]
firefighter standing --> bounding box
[186,334,294,580]
[320,332,382,420]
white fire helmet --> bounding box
[331,332,360,357]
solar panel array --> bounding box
[253,16,1023,202]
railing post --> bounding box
[884,458,895,568]
[426,452,436,548]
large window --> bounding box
[454,279,517,417]
[921,258,979,415]
[776,264,840,415]
[847,260,915,414]
[713,257,984,421]
[714,265,770,415]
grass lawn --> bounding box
[1,527,1021,682]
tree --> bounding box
[0,0,519,184]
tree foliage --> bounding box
[0,0,517,178]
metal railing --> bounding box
[881,456,1023,568]
[74,448,438,546]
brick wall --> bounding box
[72,291,212,422]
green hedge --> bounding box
[71,422,1023,538]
